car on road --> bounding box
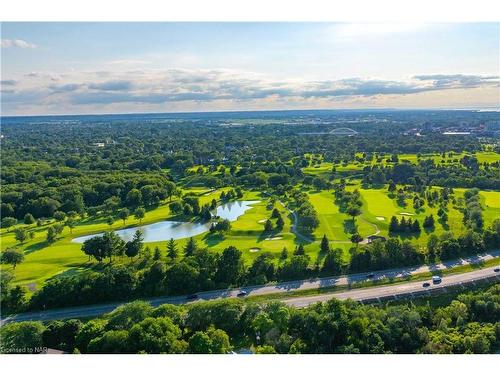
[237,291,248,297]
[494,268,500,273]
[432,276,442,284]
[366,273,375,279]
[186,294,199,300]
[422,282,430,288]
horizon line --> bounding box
[2,106,499,119]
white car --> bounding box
[432,276,442,284]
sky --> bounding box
[1,22,499,115]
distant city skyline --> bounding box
[1,22,499,115]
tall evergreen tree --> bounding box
[400,217,407,232]
[294,244,305,255]
[320,234,330,253]
[184,237,197,257]
[276,215,284,230]
[167,238,178,260]
[264,219,273,232]
[389,216,399,232]
[412,219,421,233]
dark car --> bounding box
[422,282,430,288]
[237,291,248,297]
[366,273,375,279]
[494,268,500,273]
[186,294,199,300]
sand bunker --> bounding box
[258,219,267,223]
[265,236,283,241]
[399,212,415,216]
[376,217,385,221]
[249,248,260,252]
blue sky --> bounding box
[1,23,499,115]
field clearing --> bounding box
[475,151,500,163]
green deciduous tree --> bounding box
[215,246,245,286]
[14,227,28,244]
[24,213,35,225]
[0,321,45,354]
[118,208,130,226]
[81,231,125,262]
[1,217,17,231]
[54,211,66,222]
[1,249,25,269]
[125,230,144,260]
[128,317,185,354]
[66,217,76,233]
[134,207,146,224]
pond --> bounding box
[71,200,260,243]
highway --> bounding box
[284,266,500,308]
[2,250,499,325]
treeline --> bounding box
[353,221,500,271]
[334,185,362,219]
[462,188,484,230]
[362,158,500,190]
[169,194,212,220]
[1,170,175,220]
[388,216,421,234]
[1,284,499,354]
[289,190,319,233]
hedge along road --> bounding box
[2,249,499,325]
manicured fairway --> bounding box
[480,191,500,226]
[308,191,372,242]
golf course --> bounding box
[2,165,499,294]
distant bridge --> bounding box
[328,127,359,135]
[299,127,359,136]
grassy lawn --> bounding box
[481,190,500,225]
[308,182,499,255]
[308,190,372,241]
[354,186,485,247]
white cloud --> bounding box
[2,69,498,114]
[1,39,36,49]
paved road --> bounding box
[2,250,499,324]
[285,266,500,308]
[276,199,313,243]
